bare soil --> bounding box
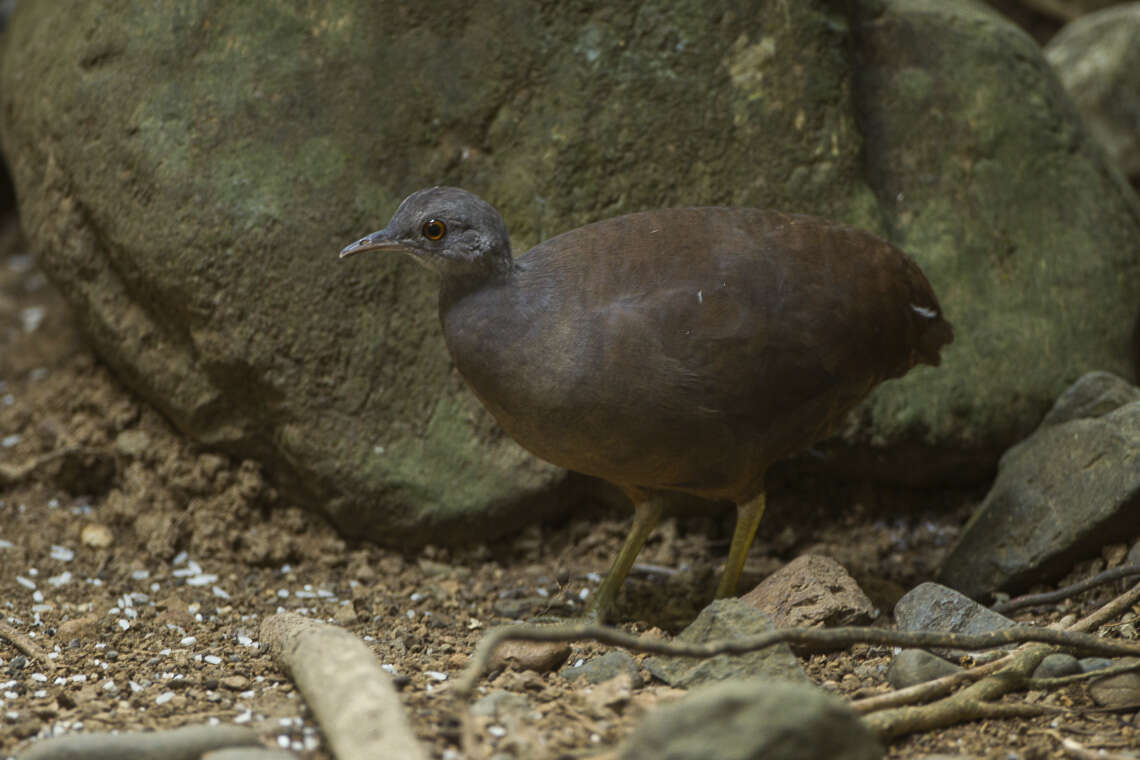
[2,211,1137,759]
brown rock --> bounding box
[489,640,571,674]
[220,675,250,691]
[332,604,359,626]
[80,522,114,548]
[57,614,99,641]
[740,554,877,628]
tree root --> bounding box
[260,612,427,760]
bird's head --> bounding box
[339,187,514,279]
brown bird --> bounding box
[340,187,952,622]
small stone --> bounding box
[81,523,114,548]
[619,679,882,760]
[489,640,571,674]
[740,554,877,628]
[470,690,530,718]
[114,429,152,458]
[57,615,99,641]
[1127,540,1140,567]
[887,649,962,689]
[561,650,642,687]
[1032,653,1081,680]
[1089,669,1140,707]
[333,604,358,626]
[1079,657,1114,673]
[220,675,250,691]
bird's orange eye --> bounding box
[422,219,446,241]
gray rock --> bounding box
[560,650,642,686]
[1046,4,1140,181]
[894,582,1017,636]
[887,649,962,689]
[937,399,1140,599]
[644,599,807,688]
[2,1,1139,549]
[1129,540,1140,567]
[1038,372,1140,428]
[1032,653,1081,680]
[1089,667,1140,708]
[470,690,531,718]
[1079,657,1115,673]
[740,554,877,629]
[619,679,882,760]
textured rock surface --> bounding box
[561,651,642,686]
[1038,372,1140,428]
[1,1,1138,544]
[644,599,806,688]
[740,554,877,628]
[619,679,882,760]
[938,390,1140,599]
[1046,3,1140,180]
[894,582,1017,658]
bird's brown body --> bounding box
[440,207,948,505]
[341,187,952,621]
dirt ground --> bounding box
[2,207,1138,759]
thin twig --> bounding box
[995,567,1140,614]
[1027,658,1140,690]
[851,654,1013,714]
[0,446,110,487]
[0,620,56,671]
[1067,580,1140,633]
[453,621,1140,698]
[1042,730,1140,760]
[862,644,1058,740]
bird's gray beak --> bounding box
[338,228,403,259]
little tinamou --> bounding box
[341,187,952,622]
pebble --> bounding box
[220,675,250,691]
[81,523,114,549]
[1078,657,1114,673]
[332,604,358,626]
[561,650,642,687]
[887,649,962,689]
[471,690,530,718]
[489,640,571,674]
[1032,653,1081,680]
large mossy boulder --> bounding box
[1,0,1138,545]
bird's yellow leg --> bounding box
[586,488,663,624]
[715,491,766,598]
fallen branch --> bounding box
[0,620,56,671]
[453,620,1140,698]
[851,653,1013,714]
[1067,580,1140,633]
[260,612,427,760]
[17,724,260,760]
[994,566,1140,614]
[1027,657,1140,690]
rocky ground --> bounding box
[2,208,1139,758]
